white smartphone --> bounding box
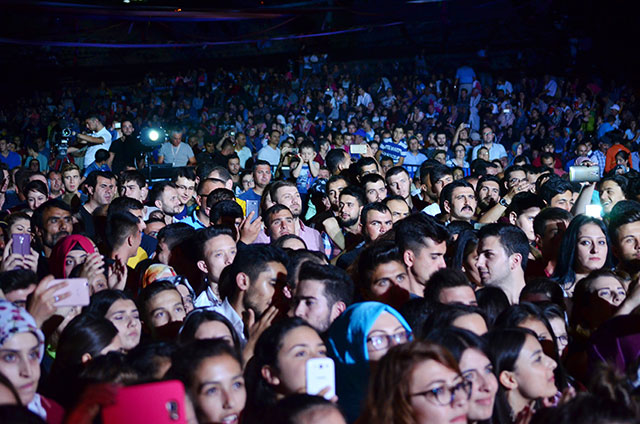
[585,204,603,218]
[306,357,335,400]
[349,144,368,155]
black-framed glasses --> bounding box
[366,330,412,351]
[410,380,472,406]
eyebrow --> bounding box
[198,374,243,391]
[530,349,542,358]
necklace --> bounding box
[171,143,181,158]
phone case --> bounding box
[12,233,30,256]
[306,357,336,400]
[246,200,260,222]
[46,278,90,307]
[102,380,187,424]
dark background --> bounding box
[0,0,637,96]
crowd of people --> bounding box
[1,56,640,423]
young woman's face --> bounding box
[574,223,608,274]
[518,318,552,343]
[366,312,408,361]
[0,332,40,406]
[194,354,245,424]
[64,248,88,278]
[194,320,234,346]
[409,359,469,424]
[459,348,497,421]
[105,299,141,351]
[512,335,557,401]
[27,190,47,211]
[272,326,327,395]
[590,276,626,306]
[548,317,568,356]
[9,218,31,237]
[451,313,488,336]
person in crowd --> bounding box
[422,303,489,336]
[327,301,412,422]
[32,199,73,261]
[598,175,628,216]
[148,181,183,225]
[239,160,272,202]
[552,215,613,298]
[361,340,470,424]
[355,240,411,307]
[79,170,116,237]
[158,129,196,167]
[192,226,237,308]
[360,173,387,204]
[24,180,49,215]
[84,290,142,351]
[608,200,640,280]
[178,309,242,354]
[439,180,477,224]
[423,268,478,306]
[290,262,353,333]
[60,163,82,207]
[137,280,187,338]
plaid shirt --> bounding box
[589,150,606,177]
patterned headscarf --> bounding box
[0,299,45,361]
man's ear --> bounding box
[81,353,93,364]
[236,272,250,291]
[403,249,415,268]
[508,211,517,226]
[261,365,280,386]
[509,253,523,271]
[443,200,451,214]
[197,259,208,275]
[499,370,518,390]
[154,199,163,210]
[330,301,346,322]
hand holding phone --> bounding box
[12,233,30,256]
[45,278,90,307]
[306,357,336,400]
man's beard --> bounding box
[478,198,497,213]
[46,231,70,248]
[338,216,358,228]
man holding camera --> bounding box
[77,115,112,170]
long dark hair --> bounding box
[486,328,536,424]
[494,303,569,390]
[243,317,317,424]
[44,314,119,408]
[83,289,132,317]
[178,308,242,356]
[552,215,613,289]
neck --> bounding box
[405,195,413,209]
[197,209,210,226]
[230,293,245,318]
[84,199,100,214]
[110,246,132,262]
[507,390,535,421]
[407,273,423,297]
[164,214,174,225]
[503,272,526,304]
[254,185,265,196]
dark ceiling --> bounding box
[0,1,637,89]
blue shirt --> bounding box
[238,188,261,202]
[0,151,21,170]
[379,138,408,164]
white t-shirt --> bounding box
[257,144,281,167]
[84,127,112,167]
[159,142,195,167]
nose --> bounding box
[19,356,35,378]
[221,389,235,410]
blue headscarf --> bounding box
[327,301,411,423]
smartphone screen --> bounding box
[246,200,260,223]
[12,233,30,256]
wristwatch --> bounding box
[499,198,511,207]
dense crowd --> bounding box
[1,56,640,424]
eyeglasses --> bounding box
[366,330,412,351]
[410,380,472,406]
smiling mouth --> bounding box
[221,414,239,424]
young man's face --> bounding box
[253,165,272,189]
[614,221,640,268]
[175,176,196,206]
[121,180,147,203]
[406,238,447,286]
[327,179,347,211]
[387,172,411,199]
[146,289,186,329]
[90,176,116,206]
[386,199,410,223]
[447,187,477,222]
[267,209,295,240]
[364,180,388,203]
[49,173,63,193]
[513,207,541,242]
[549,190,573,212]
[63,170,81,193]
[368,260,410,299]
[338,194,361,228]
[477,181,500,209]
[363,209,393,241]
[158,187,182,216]
[228,158,241,176]
[202,235,237,283]
[275,186,302,218]
[476,236,513,287]
[290,279,334,333]
[244,261,287,317]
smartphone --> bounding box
[306,357,335,400]
[246,199,260,223]
[569,165,600,183]
[114,121,121,129]
[46,278,90,307]
[102,380,187,424]
[350,144,368,155]
[12,233,30,256]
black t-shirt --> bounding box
[110,135,140,174]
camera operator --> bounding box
[109,120,141,174]
[75,115,112,169]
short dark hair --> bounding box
[156,223,196,250]
[539,176,574,205]
[428,164,453,186]
[206,188,235,210]
[477,224,530,270]
[339,186,365,208]
[395,213,450,254]
[105,211,139,249]
[219,244,289,301]
[172,166,197,183]
[385,166,410,182]
[503,165,526,183]
[325,149,349,174]
[608,200,640,240]
[357,240,404,292]
[422,303,487,337]
[192,226,235,262]
[149,181,178,204]
[264,204,293,227]
[107,196,144,216]
[360,173,385,191]
[209,200,243,224]
[95,149,110,163]
[507,192,546,217]
[298,262,354,308]
[137,280,182,323]
[327,175,348,190]
[119,170,147,189]
[84,170,116,190]
[355,157,378,175]
[598,175,629,200]
[423,268,475,305]
[269,180,297,204]
[439,180,473,211]
[0,269,37,294]
[360,202,391,227]
[31,199,71,231]
[533,207,573,237]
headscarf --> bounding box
[327,301,411,423]
[142,264,178,288]
[49,235,95,279]
[0,299,45,361]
